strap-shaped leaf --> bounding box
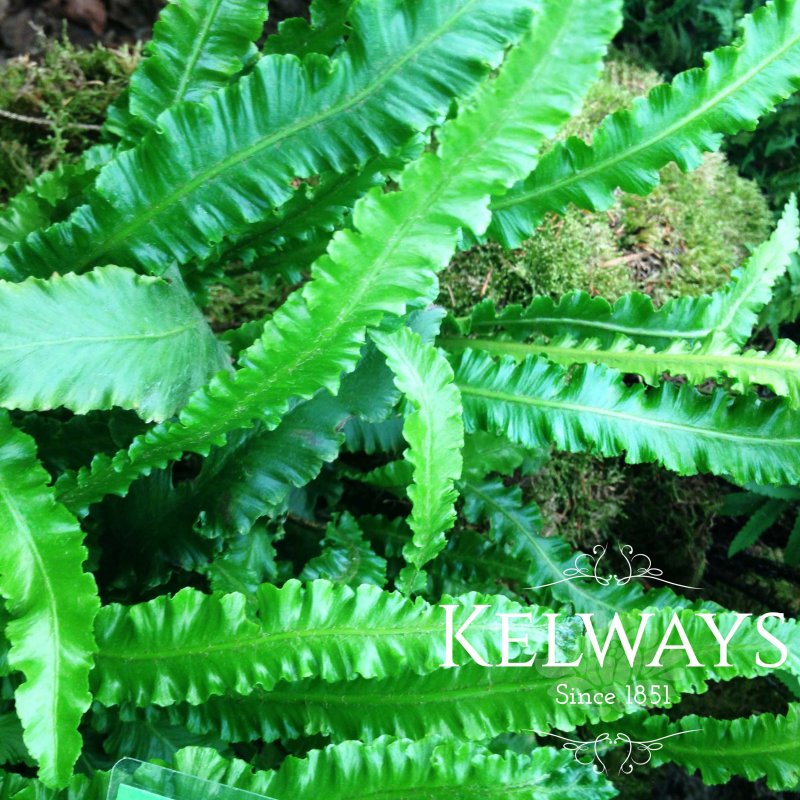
[0,413,99,787]
[455,349,800,486]
[176,338,399,539]
[299,513,387,587]
[0,266,227,422]
[266,0,356,58]
[93,580,547,707]
[372,328,464,579]
[0,147,114,257]
[0,0,536,281]
[128,0,268,131]
[172,739,615,800]
[728,497,788,556]
[57,0,623,514]
[454,196,799,349]
[489,0,800,247]
[618,705,800,791]
[458,475,688,616]
[446,331,800,407]
[177,608,800,745]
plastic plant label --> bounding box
[108,759,278,800]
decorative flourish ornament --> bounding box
[542,730,702,774]
[529,543,701,591]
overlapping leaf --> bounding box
[0,0,536,281]
[0,266,227,421]
[57,0,623,515]
[449,331,800,407]
[455,349,800,485]
[488,0,800,247]
[0,414,99,787]
[176,608,800,744]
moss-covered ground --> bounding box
[0,32,136,201]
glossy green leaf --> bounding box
[447,331,800,407]
[93,580,548,707]
[489,0,800,246]
[0,266,227,422]
[0,414,99,787]
[57,0,622,514]
[620,705,800,790]
[0,0,536,281]
[178,608,800,744]
[128,0,268,130]
[171,739,616,800]
[372,328,464,579]
[455,349,800,486]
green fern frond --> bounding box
[458,475,689,615]
[455,349,800,485]
[372,327,464,584]
[448,332,800,407]
[127,0,268,131]
[171,739,616,800]
[176,608,800,745]
[489,0,800,246]
[0,0,536,281]
[93,580,548,707]
[619,705,800,791]
[0,413,99,787]
[0,147,114,256]
[190,396,345,538]
[454,196,799,349]
[0,715,28,767]
[0,266,227,422]
[57,0,622,515]
[299,513,387,587]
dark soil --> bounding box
[0,0,310,59]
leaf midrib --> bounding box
[78,0,486,270]
[0,323,198,353]
[446,337,800,382]
[491,17,800,212]
[98,616,544,662]
[173,0,227,105]
[458,383,800,447]
[0,479,62,767]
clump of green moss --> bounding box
[619,153,774,303]
[0,32,137,201]
[524,452,632,543]
[438,54,773,315]
[204,269,291,332]
[525,454,721,586]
